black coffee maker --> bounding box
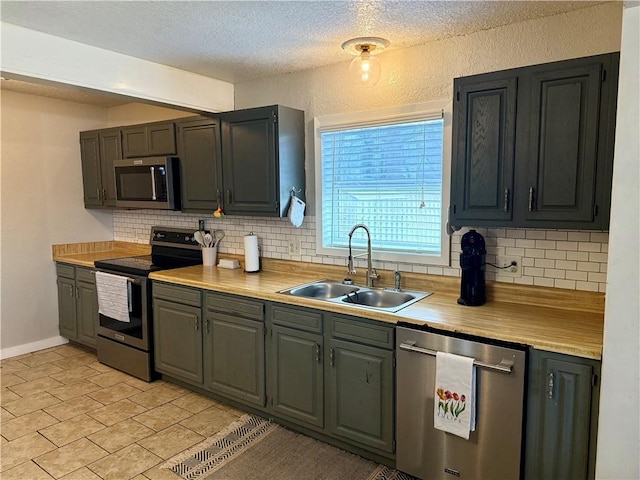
[458,229,486,306]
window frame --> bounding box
[314,100,452,267]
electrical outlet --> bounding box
[494,255,522,278]
[288,238,301,256]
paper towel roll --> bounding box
[244,233,260,272]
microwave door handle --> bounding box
[150,166,157,200]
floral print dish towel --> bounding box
[434,351,476,439]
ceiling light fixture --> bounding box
[341,36,390,87]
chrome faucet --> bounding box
[394,270,402,291]
[347,224,380,287]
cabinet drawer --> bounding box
[153,282,201,307]
[270,304,322,333]
[56,263,76,279]
[76,267,95,284]
[205,292,264,321]
[328,315,394,350]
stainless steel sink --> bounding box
[286,281,360,299]
[280,280,431,313]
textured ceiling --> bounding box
[2,1,605,84]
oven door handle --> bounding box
[93,271,141,285]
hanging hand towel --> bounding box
[95,271,131,323]
[288,195,306,228]
[434,351,476,439]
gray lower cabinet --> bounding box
[203,292,266,407]
[153,284,203,385]
[56,263,97,348]
[525,349,601,480]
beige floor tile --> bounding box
[44,395,105,422]
[1,406,16,421]
[52,353,97,370]
[0,359,31,374]
[156,381,193,395]
[0,432,57,472]
[34,437,108,479]
[1,410,59,441]
[170,392,219,414]
[88,443,163,480]
[7,376,64,397]
[0,460,55,480]
[87,382,143,404]
[1,387,22,405]
[134,403,193,432]
[88,418,154,453]
[179,405,238,437]
[86,370,131,388]
[50,365,99,385]
[138,424,205,459]
[19,351,66,368]
[48,379,103,401]
[1,373,27,387]
[3,391,61,416]
[86,398,148,426]
[14,363,65,382]
[59,466,103,480]
[125,377,163,391]
[1,435,8,444]
[85,361,114,373]
[41,344,89,358]
[39,413,106,447]
[129,385,187,409]
[142,463,184,480]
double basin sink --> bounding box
[280,279,432,313]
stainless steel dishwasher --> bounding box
[396,324,527,480]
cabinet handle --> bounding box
[194,315,199,331]
[69,285,75,297]
[528,187,535,212]
[315,344,321,363]
[330,347,335,367]
[503,188,509,212]
[75,286,79,298]
[216,189,222,206]
[204,318,209,334]
[227,189,232,204]
[97,188,101,202]
[547,372,554,399]
[103,189,107,201]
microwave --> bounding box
[114,157,180,210]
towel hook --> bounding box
[291,187,302,197]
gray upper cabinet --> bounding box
[221,105,305,217]
[451,52,619,230]
[80,128,122,208]
[525,349,601,480]
[122,121,176,158]
[176,116,223,212]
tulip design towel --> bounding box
[434,351,476,439]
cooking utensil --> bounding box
[212,229,225,247]
[204,233,214,247]
[194,231,206,247]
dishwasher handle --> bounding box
[398,342,513,374]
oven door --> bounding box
[95,270,151,352]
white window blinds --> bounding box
[319,113,445,258]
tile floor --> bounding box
[0,343,245,479]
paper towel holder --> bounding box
[244,232,261,273]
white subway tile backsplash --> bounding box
[113,211,608,293]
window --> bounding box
[314,101,451,266]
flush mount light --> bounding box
[341,36,390,87]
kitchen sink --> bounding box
[280,280,431,313]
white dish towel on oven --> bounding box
[95,271,131,323]
[434,351,476,439]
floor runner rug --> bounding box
[162,414,416,480]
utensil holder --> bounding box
[202,245,218,267]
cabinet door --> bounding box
[269,325,324,428]
[148,123,176,156]
[451,75,517,224]
[98,129,122,207]
[525,351,596,480]
[57,277,77,340]
[76,280,98,348]
[153,299,203,384]
[326,339,394,453]
[525,63,602,223]
[121,126,149,158]
[80,131,103,207]
[203,312,265,406]
[177,117,223,211]
[221,107,278,215]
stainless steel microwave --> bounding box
[114,157,180,210]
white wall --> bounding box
[0,91,113,355]
[596,3,640,479]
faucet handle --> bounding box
[369,268,380,280]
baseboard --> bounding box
[0,336,69,360]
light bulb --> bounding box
[348,49,381,87]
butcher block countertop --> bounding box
[52,241,150,267]
[53,242,605,360]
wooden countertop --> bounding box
[52,243,604,360]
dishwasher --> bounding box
[396,323,527,480]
